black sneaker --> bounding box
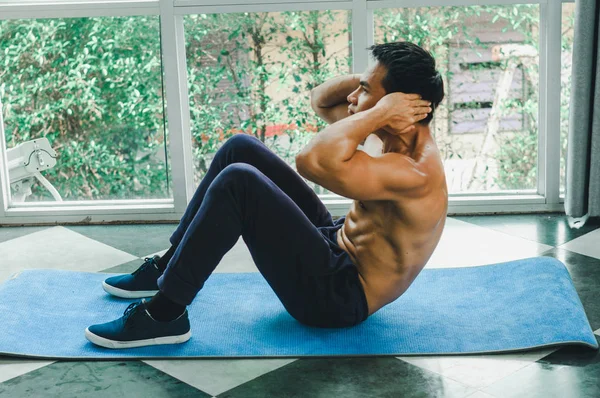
[85,300,191,349]
[102,256,162,299]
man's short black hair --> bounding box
[368,42,445,124]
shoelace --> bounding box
[132,257,157,276]
[122,302,141,323]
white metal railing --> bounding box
[0,0,572,224]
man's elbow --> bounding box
[297,152,343,180]
[295,152,311,176]
[310,88,322,111]
[296,152,327,182]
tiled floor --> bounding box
[0,214,599,397]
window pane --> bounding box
[0,16,171,202]
[561,3,576,194]
[375,5,540,193]
[184,10,351,195]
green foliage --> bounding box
[0,16,168,200]
[184,10,350,192]
[496,130,537,190]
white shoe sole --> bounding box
[102,281,158,299]
[85,327,192,349]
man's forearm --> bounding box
[298,106,387,170]
[311,74,361,108]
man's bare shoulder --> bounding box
[409,138,446,188]
[388,142,447,221]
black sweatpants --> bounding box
[157,134,369,328]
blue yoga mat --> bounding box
[0,257,597,359]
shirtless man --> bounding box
[85,41,447,349]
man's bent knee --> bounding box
[213,163,263,192]
[224,133,261,151]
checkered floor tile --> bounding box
[0,215,599,397]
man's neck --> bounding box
[374,126,427,156]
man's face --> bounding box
[346,61,388,116]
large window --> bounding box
[0,16,171,203]
[375,5,540,194]
[184,10,351,194]
[0,1,574,222]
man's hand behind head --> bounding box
[375,92,432,135]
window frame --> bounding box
[0,0,571,224]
